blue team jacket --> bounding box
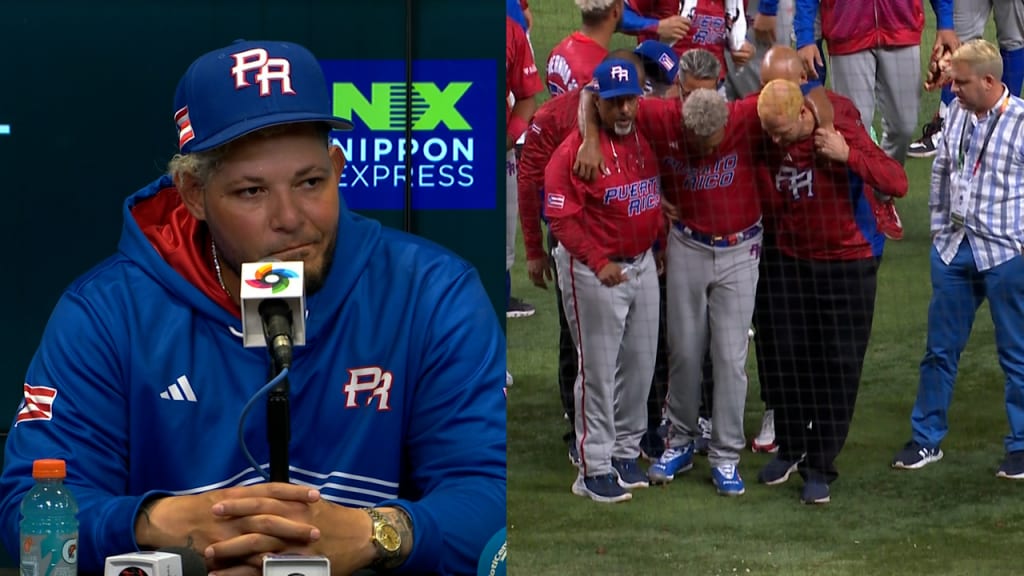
[0,175,507,575]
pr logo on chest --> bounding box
[343,366,395,411]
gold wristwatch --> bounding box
[365,507,403,569]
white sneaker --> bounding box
[506,370,514,387]
[751,409,778,453]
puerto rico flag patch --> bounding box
[15,384,57,426]
[547,193,565,210]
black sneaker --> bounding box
[507,296,535,319]
[612,457,650,489]
[997,450,1024,480]
[758,455,801,486]
[639,428,666,461]
[571,473,632,503]
[800,480,830,505]
[908,115,943,158]
[892,441,943,470]
[565,432,580,467]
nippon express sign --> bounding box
[319,60,496,210]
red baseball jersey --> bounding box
[544,129,664,273]
[760,92,909,260]
[518,89,583,261]
[631,0,730,80]
[506,16,543,142]
[636,95,764,235]
[546,32,608,97]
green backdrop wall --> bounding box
[0,1,506,427]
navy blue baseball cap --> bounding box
[173,39,353,154]
[634,41,680,85]
[592,59,643,99]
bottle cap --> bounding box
[32,459,66,479]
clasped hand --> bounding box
[139,483,373,576]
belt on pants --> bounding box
[609,252,643,264]
[674,221,762,248]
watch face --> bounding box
[378,524,402,553]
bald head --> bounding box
[760,45,807,86]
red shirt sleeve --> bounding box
[545,138,610,273]
[517,116,551,261]
[507,18,543,141]
[835,101,909,198]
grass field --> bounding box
[506,2,1022,575]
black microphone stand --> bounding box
[267,356,290,483]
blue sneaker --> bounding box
[891,441,943,470]
[801,480,830,505]
[997,451,1024,480]
[758,455,801,486]
[648,443,694,484]
[571,473,632,503]
[711,464,745,496]
[612,457,649,489]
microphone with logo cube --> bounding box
[240,260,305,483]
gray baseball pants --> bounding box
[829,45,921,163]
[554,246,659,477]
[954,0,1024,49]
[664,226,761,467]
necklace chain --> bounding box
[211,241,229,296]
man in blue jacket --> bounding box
[0,39,506,576]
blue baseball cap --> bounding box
[592,59,643,99]
[634,41,680,85]
[173,39,353,154]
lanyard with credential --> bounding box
[957,94,1010,178]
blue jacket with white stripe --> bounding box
[0,175,507,575]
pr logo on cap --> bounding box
[230,48,297,96]
[173,40,352,155]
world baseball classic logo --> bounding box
[244,264,299,294]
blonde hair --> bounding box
[167,122,332,186]
[757,79,804,123]
[952,39,1003,81]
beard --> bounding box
[304,231,337,295]
[217,228,338,297]
[613,120,635,136]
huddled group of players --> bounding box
[506,0,1024,505]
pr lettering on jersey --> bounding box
[680,153,738,191]
[343,367,393,411]
[691,15,727,47]
[775,165,815,200]
[602,177,660,216]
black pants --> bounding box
[752,241,785,408]
[647,272,670,429]
[766,254,877,484]
[550,230,579,430]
